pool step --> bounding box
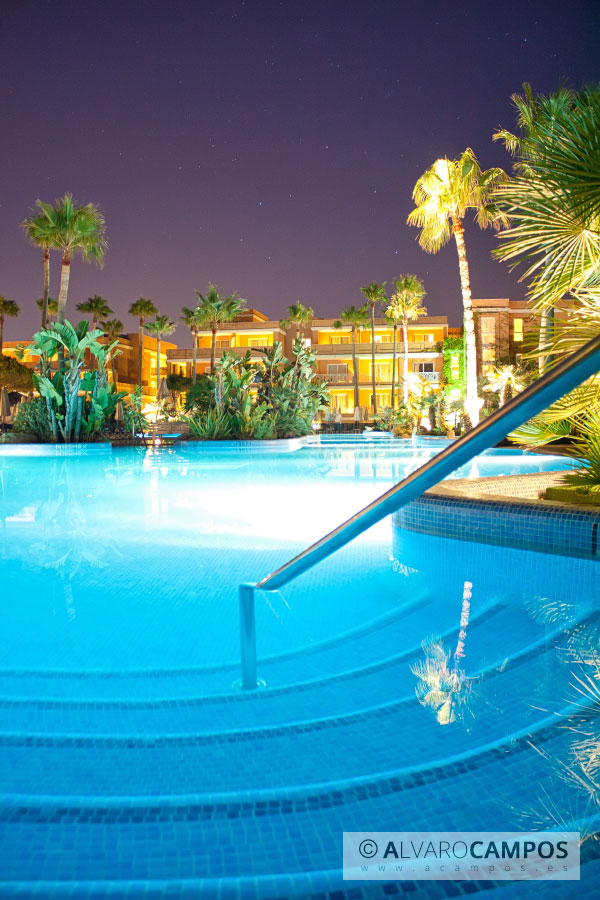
[0,651,592,800]
[0,728,597,892]
[0,587,564,703]
[0,610,586,739]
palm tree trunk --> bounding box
[137,319,145,387]
[370,302,377,416]
[452,221,479,425]
[0,315,4,354]
[192,333,198,384]
[57,250,71,370]
[57,251,71,325]
[210,324,217,373]
[41,247,50,329]
[391,323,397,410]
[403,320,409,404]
[351,325,359,410]
[156,337,161,400]
[111,356,118,387]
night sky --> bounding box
[1,0,598,346]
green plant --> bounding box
[194,284,247,373]
[360,281,388,415]
[26,319,126,442]
[129,297,158,384]
[23,194,106,328]
[0,354,34,392]
[0,298,20,354]
[184,374,214,412]
[561,419,600,492]
[122,385,149,434]
[408,148,508,425]
[386,275,427,406]
[181,407,233,439]
[12,396,53,441]
[334,304,369,411]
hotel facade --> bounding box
[167,298,537,414]
[3,298,539,414]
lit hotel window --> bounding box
[513,318,524,342]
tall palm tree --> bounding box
[334,304,369,410]
[145,315,176,399]
[0,297,20,355]
[360,281,387,415]
[494,85,600,373]
[181,305,205,384]
[22,203,54,329]
[194,284,247,373]
[36,297,58,324]
[408,148,507,425]
[100,318,124,386]
[129,297,158,386]
[280,302,314,341]
[386,275,427,406]
[76,295,113,331]
[28,194,107,328]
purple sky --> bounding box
[1,0,598,346]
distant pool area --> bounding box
[0,437,597,897]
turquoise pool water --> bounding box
[0,437,598,898]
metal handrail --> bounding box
[238,334,600,688]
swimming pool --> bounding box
[0,437,598,897]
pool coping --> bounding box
[394,470,600,559]
[0,443,114,456]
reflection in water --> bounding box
[513,595,600,842]
[411,581,474,726]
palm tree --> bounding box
[333,304,369,411]
[28,194,107,328]
[494,85,600,372]
[0,297,19,354]
[181,305,205,384]
[408,149,508,425]
[100,318,124,386]
[484,365,526,407]
[76,295,113,331]
[360,282,387,415]
[280,302,314,341]
[493,85,600,448]
[22,203,55,329]
[145,315,176,399]
[36,297,58,324]
[129,297,158,386]
[386,275,427,406]
[194,284,247,373]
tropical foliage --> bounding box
[22,194,107,327]
[386,275,427,405]
[0,297,20,354]
[183,339,328,439]
[181,305,205,384]
[128,297,158,386]
[0,354,34,392]
[145,314,176,398]
[495,85,600,470]
[484,364,526,406]
[280,302,314,338]
[76,295,113,331]
[194,284,246,373]
[17,320,125,442]
[408,148,508,425]
[360,281,388,415]
[333,304,369,411]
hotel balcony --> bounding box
[316,372,440,386]
[314,341,440,356]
